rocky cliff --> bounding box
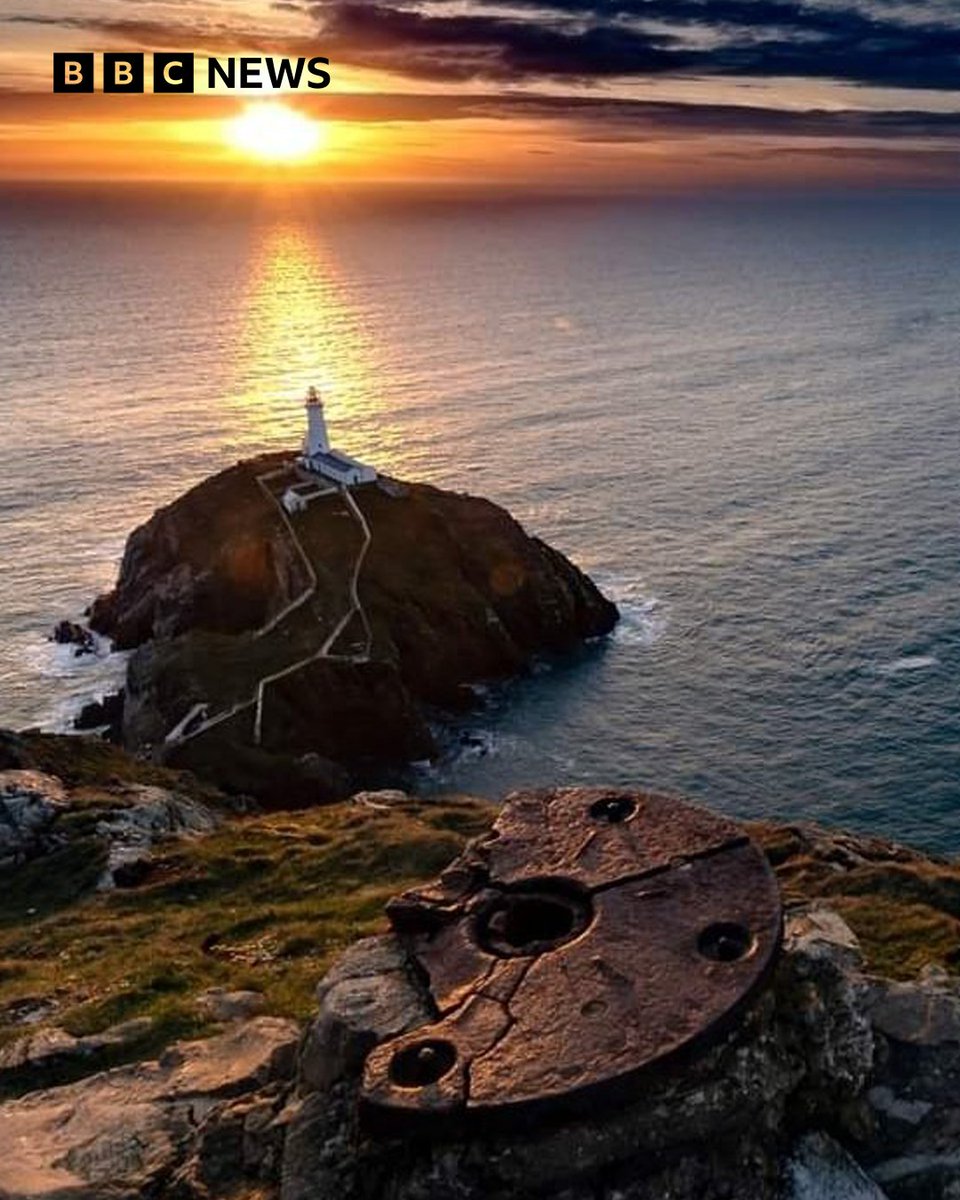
[2,745,960,1200]
[88,456,618,804]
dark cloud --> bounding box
[308,0,960,89]
[314,2,690,81]
[4,13,294,51]
[7,0,960,91]
[503,95,960,140]
[5,81,960,144]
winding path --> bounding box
[164,468,373,749]
[251,466,319,641]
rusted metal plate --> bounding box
[362,787,782,1130]
[483,788,747,890]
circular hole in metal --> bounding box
[476,883,593,958]
[589,796,636,824]
[501,896,573,945]
[697,921,754,963]
[388,1039,457,1089]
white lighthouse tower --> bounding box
[303,385,331,457]
[293,385,378,490]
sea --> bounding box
[2,185,959,853]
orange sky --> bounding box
[2,1,960,190]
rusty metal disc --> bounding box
[361,787,782,1130]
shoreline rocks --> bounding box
[50,621,96,656]
[72,690,124,741]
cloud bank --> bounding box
[9,0,960,90]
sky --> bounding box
[3,0,960,189]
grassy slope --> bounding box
[2,738,960,1099]
[753,821,960,980]
[0,785,494,1097]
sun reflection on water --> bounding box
[230,220,385,461]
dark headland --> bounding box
[86,454,618,804]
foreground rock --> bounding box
[280,788,960,1200]
[94,783,219,888]
[786,1132,889,1200]
[0,1017,298,1199]
[88,457,618,802]
[0,749,221,888]
[0,1017,155,1078]
[0,772,65,869]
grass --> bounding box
[7,731,225,805]
[0,792,495,1097]
[751,821,960,982]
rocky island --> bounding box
[87,454,618,805]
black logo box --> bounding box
[53,53,195,93]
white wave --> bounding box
[451,724,525,763]
[413,727,517,787]
[25,630,114,679]
[598,574,668,648]
[875,655,939,676]
[451,728,511,763]
[19,631,128,733]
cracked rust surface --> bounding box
[361,787,783,1129]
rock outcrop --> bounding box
[0,1017,299,1199]
[279,789,960,1200]
[87,457,618,803]
[72,690,124,741]
[282,912,869,1200]
[50,620,95,656]
[0,1017,157,1079]
[0,772,66,869]
[0,761,220,888]
[94,783,219,889]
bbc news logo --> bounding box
[52,53,332,93]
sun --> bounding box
[225,102,327,163]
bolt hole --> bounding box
[388,1039,457,1089]
[698,922,754,963]
[476,884,592,958]
[589,796,636,824]
[499,897,574,948]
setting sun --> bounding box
[225,102,327,163]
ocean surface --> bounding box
[2,186,959,853]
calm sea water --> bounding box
[2,186,959,852]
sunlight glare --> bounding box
[225,103,327,163]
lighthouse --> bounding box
[303,385,331,457]
[294,386,378,489]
